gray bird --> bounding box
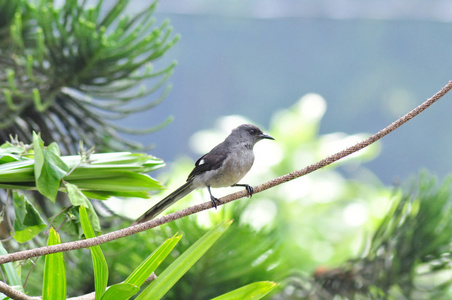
[133,124,274,224]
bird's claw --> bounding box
[210,196,220,209]
[245,185,254,198]
[232,184,254,198]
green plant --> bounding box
[0,0,178,153]
[0,206,277,299]
[282,173,452,299]
[0,134,164,242]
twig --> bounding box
[0,81,450,267]
[0,281,40,300]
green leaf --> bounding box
[12,191,47,243]
[33,132,69,201]
[101,283,139,300]
[136,220,232,300]
[50,206,82,237]
[125,234,182,287]
[65,182,100,232]
[0,243,22,286]
[79,205,108,300]
[66,171,163,192]
[43,228,66,300]
[211,281,279,300]
[0,154,22,164]
[81,190,151,200]
[0,146,165,201]
[101,234,182,300]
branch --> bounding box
[0,81,450,267]
[0,281,40,300]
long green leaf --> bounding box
[101,283,139,300]
[211,281,279,300]
[136,220,232,300]
[81,190,151,200]
[125,233,182,287]
[33,132,69,201]
[0,243,22,286]
[66,171,162,191]
[101,234,182,300]
[80,205,108,300]
[42,228,66,300]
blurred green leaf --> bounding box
[81,190,151,200]
[67,171,162,193]
[0,154,22,164]
[100,233,182,300]
[136,220,232,300]
[125,233,182,288]
[101,283,139,300]
[65,182,100,232]
[33,132,69,201]
[42,228,66,300]
[0,243,22,287]
[211,281,278,300]
[0,144,164,200]
[80,205,108,300]
[50,206,82,237]
[12,191,46,243]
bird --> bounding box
[133,123,274,224]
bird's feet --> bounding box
[232,184,254,198]
[207,186,221,209]
[244,185,254,198]
[210,196,221,209]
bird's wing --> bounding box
[187,144,229,181]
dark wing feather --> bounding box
[187,143,229,181]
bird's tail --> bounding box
[132,180,196,225]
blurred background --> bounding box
[117,0,452,185]
[2,0,452,298]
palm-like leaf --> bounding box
[0,0,179,153]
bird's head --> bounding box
[231,124,274,146]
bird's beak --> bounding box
[259,133,275,140]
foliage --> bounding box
[12,190,47,243]
[0,0,178,153]
[0,135,164,242]
[42,228,66,300]
[0,243,23,297]
[283,173,452,299]
[0,207,277,299]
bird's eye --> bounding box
[249,129,255,135]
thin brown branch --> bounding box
[0,81,450,268]
[0,281,40,300]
